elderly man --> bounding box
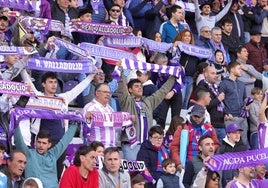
[83,83,125,148]
[59,145,99,187]
[204,27,230,63]
[0,150,27,188]
[99,147,131,188]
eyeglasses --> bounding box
[96,72,105,76]
[97,90,111,94]
[151,136,164,141]
[211,176,220,181]
[202,30,210,33]
[111,9,120,13]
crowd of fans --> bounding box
[0,0,268,187]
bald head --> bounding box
[204,66,217,84]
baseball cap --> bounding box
[226,123,243,133]
[250,29,261,35]
[191,104,205,117]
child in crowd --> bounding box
[217,123,247,187]
[156,158,180,188]
[130,172,147,188]
[163,115,185,150]
[22,177,43,188]
[213,49,227,81]
[249,87,263,149]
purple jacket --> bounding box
[40,0,51,18]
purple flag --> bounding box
[205,148,268,171]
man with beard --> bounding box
[228,166,268,187]
[183,135,216,188]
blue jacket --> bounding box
[219,77,246,117]
[137,140,168,183]
[14,125,77,188]
[161,20,184,43]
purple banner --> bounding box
[9,107,86,139]
[20,17,64,34]
[142,37,173,53]
[70,21,132,36]
[178,42,212,59]
[91,111,132,127]
[54,37,88,58]
[0,0,34,12]
[80,42,137,61]
[27,57,94,73]
[0,80,35,97]
[103,35,143,48]
[0,46,38,55]
[205,148,268,171]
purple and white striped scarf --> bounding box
[113,58,184,86]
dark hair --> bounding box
[161,158,176,169]
[8,150,26,162]
[198,135,213,146]
[251,87,263,95]
[227,61,240,73]
[133,29,142,37]
[206,169,220,188]
[95,83,109,95]
[214,49,224,64]
[236,45,246,54]
[167,115,185,135]
[109,3,121,11]
[0,142,6,151]
[36,130,51,143]
[220,17,233,27]
[104,147,120,157]
[149,126,164,137]
[127,79,142,89]
[41,72,57,83]
[89,141,104,151]
[73,145,95,166]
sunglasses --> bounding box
[111,9,120,13]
